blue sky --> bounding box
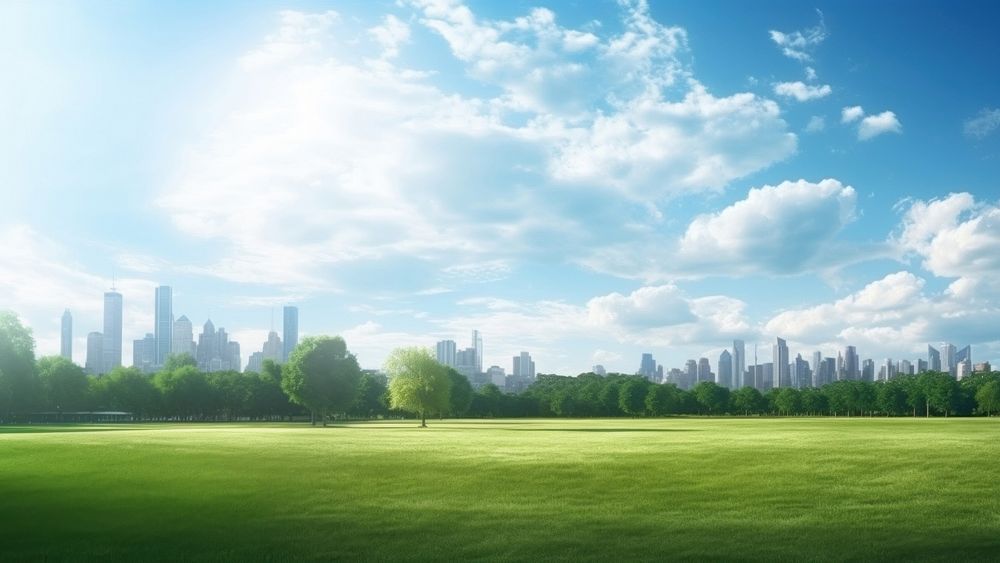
[3,0,1000,374]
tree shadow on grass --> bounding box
[0,425,144,435]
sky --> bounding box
[2,0,1000,375]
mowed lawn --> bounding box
[1,418,999,561]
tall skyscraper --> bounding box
[942,343,956,376]
[456,348,478,378]
[435,340,457,367]
[773,337,789,388]
[85,332,103,375]
[697,357,712,383]
[282,306,298,363]
[638,353,656,379]
[262,331,283,363]
[928,345,941,372]
[103,290,123,373]
[732,340,746,388]
[718,350,732,388]
[154,286,173,366]
[811,351,822,376]
[684,359,697,389]
[844,346,859,380]
[133,333,156,373]
[172,315,195,358]
[513,351,535,379]
[60,309,72,360]
[792,354,811,388]
[917,359,928,374]
[955,345,971,379]
[472,330,483,374]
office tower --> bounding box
[879,358,894,381]
[60,309,72,360]
[956,362,969,380]
[133,333,156,373]
[684,360,697,389]
[172,315,195,358]
[197,319,217,368]
[656,364,664,383]
[436,340,457,367]
[86,332,103,375]
[732,340,746,388]
[228,341,241,373]
[697,357,712,383]
[639,353,656,379]
[773,338,789,387]
[942,343,956,376]
[792,354,811,388]
[844,346,859,380]
[761,362,774,390]
[513,352,535,379]
[973,362,991,373]
[456,348,478,378]
[900,359,913,376]
[718,350,732,388]
[819,357,836,387]
[836,351,844,380]
[928,345,942,372]
[154,286,173,366]
[246,351,264,373]
[811,351,822,378]
[262,331,283,363]
[862,358,875,381]
[486,365,506,387]
[955,345,971,379]
[197,320,238,372]
[472,330,483,374]
[282,306,298,363]
[592,364,607,376]
[917,359,928,374]
[103,289,123,373]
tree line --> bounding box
[2,312,999,423]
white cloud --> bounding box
[841,105,864,123]
[773,81,831,101]
[769,11,827,62]
[805,66,817,81]
[159,3,798,295]
[805,115,825,133]
[964,108,1000,139]
[586,285,694,329]
[858,110,902,140]
[368,14,411,59]
[896,192,1000,278]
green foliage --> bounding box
[618,377,649,416]
[773,388,801,415]
[282,336,361,425]
[731,386,765,415]
[351,372,389,419]
[386,347,450,427]
[37,356,89,412]
[645,383,680,416]
[446,368,473,417]
[975,381,1000,415]
[693,381,730,414]
[102,367,157,417]
[0,311,39,417]
[154,366,211,418]
[163,353,197,372]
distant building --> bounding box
[246,351,264,373]
[592,364,607,376]
[486,365,506,387]
[697,357,712,384]
[85,332,103,375]
[435,340,457,368]
[666,368,685,387]
[717,350,733,388]
[843,346,860,380]
[684,360,697,389]
[282,306,298,363]
[172,315,195,359]
[900,359,913,377]
[133,333,156,373]
[973,362,991,373]
[760,362,774,391]
[472,330,483,374]
[862,358,875,382]
[819,357,836,387]
[154,286,173,367]
[792,354,811,388]
[917,359,928,374]
[228,341,241,373]
[196,320,240,372]
[638,353,656,380]
[773,338,790,387]
[513,351,535,379]
[955,345,971,379]
[103,290,123,373]
[262,331,283,363]
[732,340,746,388]
[928,345,942,372]
[456,348,478,378]
[60,309,73,361]
[942,343,956,376]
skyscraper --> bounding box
[513,351,535,379]
[928,345,941,372]
[60,309,72,360]
[844,346,860,380]
[172,315,195,358]
[718,350,732,388]
[792,354,811,388]
[262,331,283,363]
[955,345,971,379]
[154,286,173,366]
[942,343,956,376]
[811,351,822,377]
[732,340,746,388]
[773,338,789,387]
[133,333,156,373]
[685,359,697,389]
[103,290,123,373]
[472,330,483,374]
[435,340,457,367]
[282,306,298,363]
[638,353,656,379]
[86,332,103,375]
[697,357,712,383]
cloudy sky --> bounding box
[3,0,1000,374]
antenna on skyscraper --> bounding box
[270,308,274,332]
[111,270,117,292]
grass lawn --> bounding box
[1,418,998,561]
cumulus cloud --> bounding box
[896,192,1000,278]
[858,110,902,140]
[158,2,798,294]
[773,81,831,101]
[841,105,864,123]
[964,108,1000,139]
[805,115,825,133]
[769,11,827,62]
[586,285,694,329]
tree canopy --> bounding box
[385,347,450,427]
[281,336,361,426]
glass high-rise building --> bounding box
[283,306,299,363]
[718,350,732,388]
[844,345,860,380]
[154,286,173,366]
[472,330,483,374]
[60,309,72,360]
[86,331,103,375]
[103,290,123,373]
[435,340,457,367]
[773,337,790,387]
[732,340,745,388]
[928,345,941,372]
[172,315,195,358]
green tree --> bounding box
[469,383,503,417]
[618,377,649,417]
[922,372,959,416]
[800,388,828,415]
[0,311,39,418]
[154,366,211,419]
[104,367,157,418]
[731,386,765,415]
[282,336,362,426]
[550,389,577,416]
[206,371,251,421]
[37,356,89,413]
[773,387,802,415]
[693,381,730,414]
[163,353,197,372]
[446,368,473,417]
[645,384,680,416]
[975,381,1000,415]
[877,380,908,416]
[386,347,450,427]
[351,372,389,419]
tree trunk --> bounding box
[420,412,427,428]
[311,411,316,426]
[926,401,930,417]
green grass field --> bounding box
[2,418,999,561]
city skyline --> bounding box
[2,1,1000,374]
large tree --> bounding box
[446,368,473,417]
[282,336,361,426]
[385,347,450,427]
[37,356,89,413]
[103,367,157,418]
[618,377,649,417]
[731,386,765,415]
[0,311,39,418]
[694,381,730,415]
[975,381,1000,416]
